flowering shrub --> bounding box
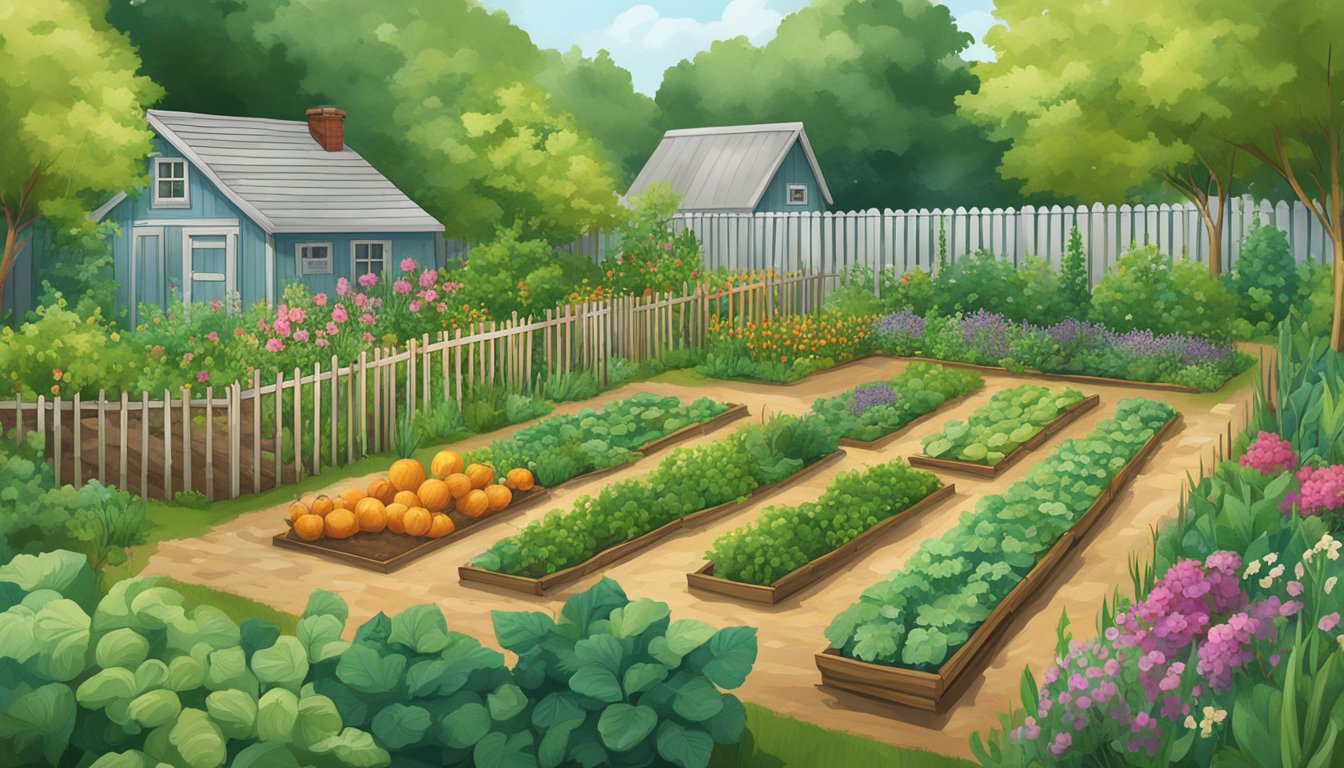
[578,183,701,300]
[698,311,876,382]
[851,381,897,417]
[1284,465,1344,518]
[873,309,924,356]
[808,363,984,443]
[1241,431,1298,476]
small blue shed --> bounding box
[92,107,445,324]
[625,122,833,214]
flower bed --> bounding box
[689,460,952,605]
[818,398,1179,711]
[909,386,1098,479]
[808,362,984,448]
[462,412,842,594]
[696,311,877,383]
[875,309,1253,393]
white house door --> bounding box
[181,227,237,308]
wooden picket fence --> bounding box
[0,272,826,502]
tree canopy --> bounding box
[654,0,1021,210]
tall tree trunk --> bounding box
[1163,158,1230,276]
[0,166,42,318]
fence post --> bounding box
[204,385,214,499]
[230,381,241,499]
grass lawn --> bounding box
[710,703,973,768]
[157,576,301,634]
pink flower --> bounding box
[393,278,412,295]
[358,272,378,288]
[272,319,291,337]
[422,289,439,302]
[664,241,674,251]
[1240,432,1297,476]
[196,371,209,383]
[234,327,245,337]
[182,352,194,363]
[294,329,310,343]
[1288,580,1304,596]
[336,277,351,297]
[358,312,374,325]
[265,338,284,353]
[288,306,306,324]
[316,337,329,348]
[436,302,447,313]
[361,332,375,343]
[210,299,222,313]
[207,331,219,342]
[400,257,417,272]
[256,319,268,332]
[313,292,328,306]
[1320,613,1341,632]
[354,293,369,309]
[419,269,437,288]
[409,300,422,313]
[331,305,349,324]
[325,322,339,336]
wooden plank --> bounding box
[119,391,129,489]
[71,393,80,487]
[252,371,262,495]
[162,390,172,499]
[97,390,107,485]
[205,385,214,498]
[139,392,148,497]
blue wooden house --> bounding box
[625,122,833,214]
[79,107,445,324]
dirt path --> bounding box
[141,359,1257,760]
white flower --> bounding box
[1269,564,1285,579]
[1265,553,1279,565]
[1259,575,1274,589]
[1185,715,1197,729]
[1328,576,1338,595]
[1244,560,1262,577]
[1296,562,1306,579]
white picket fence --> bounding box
[0,273,825,501]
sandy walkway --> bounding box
[141,358,1257,760]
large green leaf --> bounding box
[597,703,657,752]
[0,550,98,609]
[294,692,343,749]
[168,708,227,768]
[672,678,724,722]
[569,667,623,703]
[88,750,156,768]
[96,627,150,669]
[538,720,579,768]
[335,644,406,695]
[0,683,76,763]
[473,731,536,768]
[440,702,491,749]
[623,663,667,695]
[256,688,300,743]
[252,636,309,690]
[531,691,586,729]
[297,613,348,663]
[705,694,747,744]
[574,635,623,675]
[388,605,450,655]
[701,627,757,689]
[491,610,555,651]
[230,742,302,768]
[166,655,206,692]
[205,689,257,740]
[560,578,627,629]
[76,667,137,709]
[663,619,716,657]
[303,590,349,626]
[128,689,182,728]
[656,720,714,768]
[612,598,669,638]
[32,598,92,682]
[488,683,529,721]
[308,726,391,768]
[0,611,37,663]
[370,702,431,750]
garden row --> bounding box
[973,313,1344,765]
[275,392,744,572]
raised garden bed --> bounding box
[814,413,1180,712]
[837,391,979,451]
[272,487,551,574]
[908,393,1100,479]
[687,483,957,605]
[458,449,847,596]
[886,356,1206,394]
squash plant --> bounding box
[472,413,840,578]
[826,398,1177,670]
[707,460,942,585]
[809,362,983,443]
[921,384,1086,465]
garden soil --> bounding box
[141,357,1261,761]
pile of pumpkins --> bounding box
[288,449,536,542]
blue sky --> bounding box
[477,0,998,94]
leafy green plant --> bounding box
[392,411,420,459]
[932,250,1029,321]
[460,384,509,434]
[878,268,936,315]
[414,397,465,443]
[826,398,1177,670]
[1091,244,1249,342]
[543,369,601,403]
[472,412,838,578]
[921,385,1085,465]
[1251,312,1344,465]
[1060,225,1090,318]
[809,362,983,443]
[822,266,884,316]
[708,460,941,585]
[1229,222,1298,334]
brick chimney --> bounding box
[306,106,346,152]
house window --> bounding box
[153,158,189,207]
[352,240,391,276]
[296,243,333,275]
[786,184,808,206]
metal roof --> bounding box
[145,109,444,234]
[625,122,833,212]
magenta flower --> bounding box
[294,329,310,343]
[331,305,349,324]
[256,319,268,332]
[664,241,673,251]
[1282,465,1344,517]
[196,371,209,383]
[419,269,436,288]
[393,278,412,295]
[265,338,284,352]
[400,257,417,272]
[272,319,291,337]
[358,312,374,325]
[313,292,328,306]
[1241,432,1297,475]
[1321,613,1341,632]
[336,277,350,297]
[358,272,378,288]
[422,289,439,302]
[207,331,219,342]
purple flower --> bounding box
[1046,318,1106,349]
[851,382,898,417]
[293,329,310,343]
[875,310,925,339]
[960,309,1012,360]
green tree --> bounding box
[0,0,161,316]
[1060,225,1090,317]
[655,0,1019,209]
[957,0,1264,275]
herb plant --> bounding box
[921,384,1086,465]
[809,362,984,443]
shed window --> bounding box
[297,243,333,276]
[153,159,189,207]
[786,184,808,206]
[352,241,390,276]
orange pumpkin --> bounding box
[385,503,409,534]
[394,490,422,508]
[430,450,464,479]
[444,473,472,499]
[324,509,358,539]
[465,463,494,489]
[417,479,451,512]
[484,484,512,512]
[504,468,535,491]
[332,497,350,511]
[355,497,388,533]
[288,501,310,523]
[310,495,335,517]
[367,478,398,505]
[390,459,427,492]
[293,514,325,541]
[459,489,490,519]
[427,513,455,539]
[340,487,367,508]
[403,507,433,537]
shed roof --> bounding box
[144,109,444,234]
[625,122,833,212]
